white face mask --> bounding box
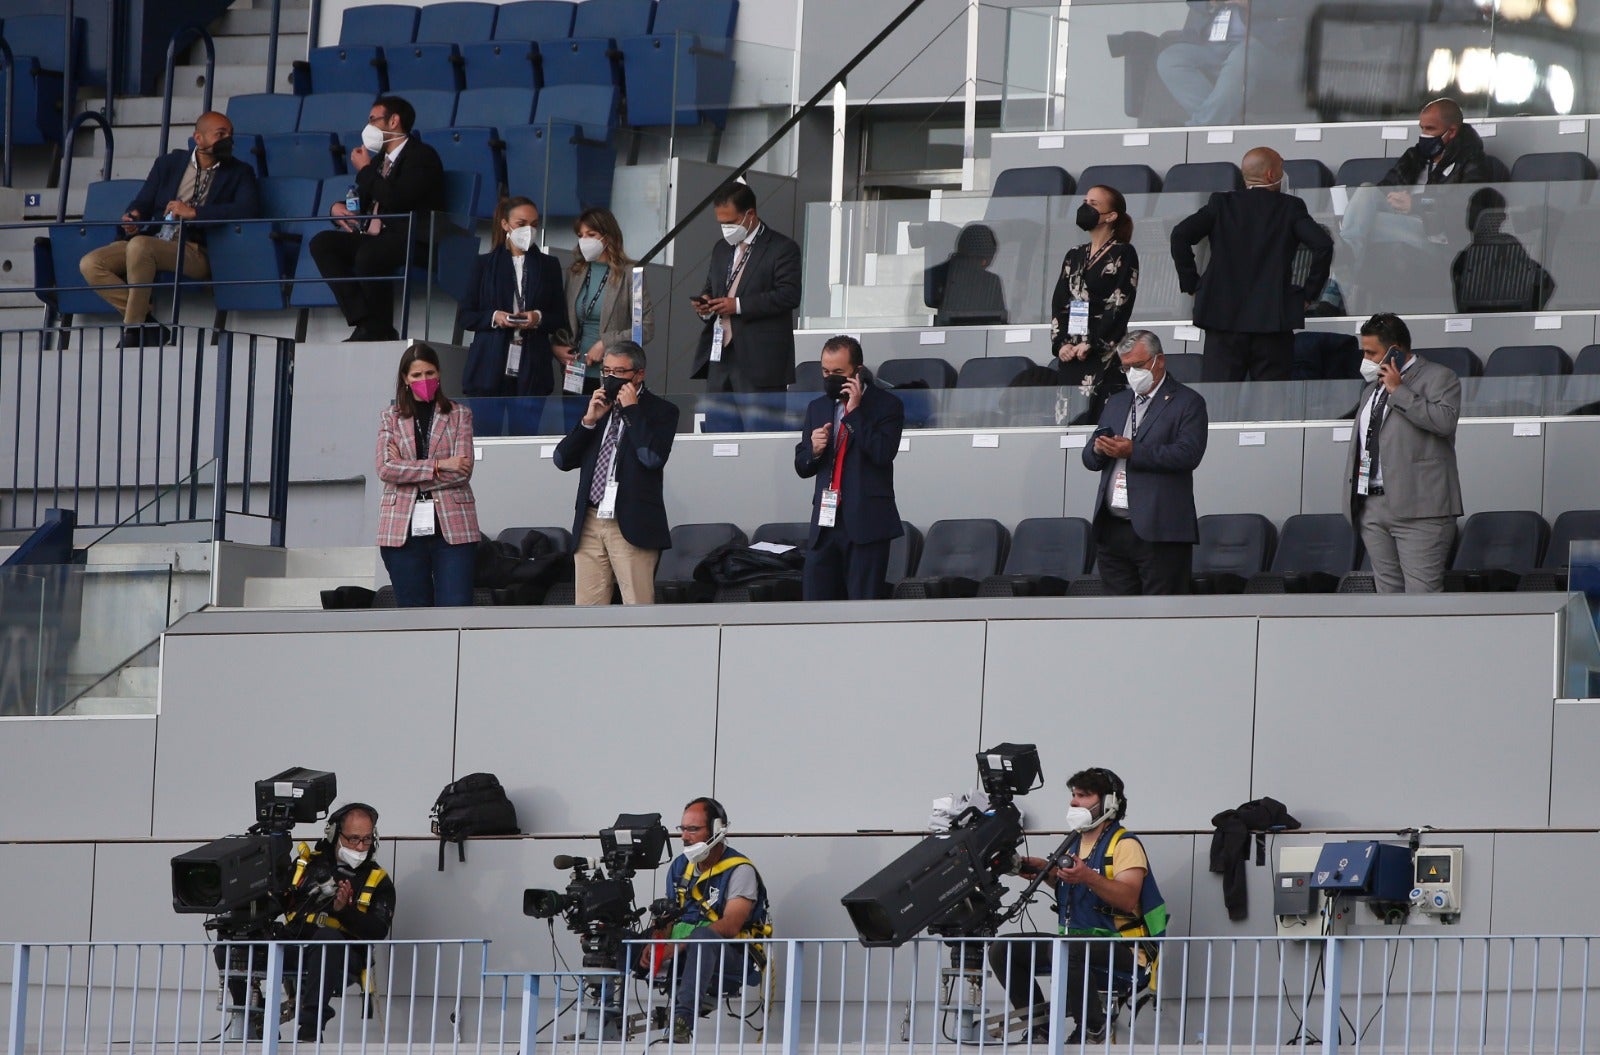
[578,236,605,262]
[1065,805,1097,832]
[721,218,751,246]
[361,123,388,154]
[1126,366,1156,396]
[336,844,368,870]
[507,226,535,253]
[682,838,713,864]
[1359,358,1383,383]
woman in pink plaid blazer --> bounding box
[376,344,479,606]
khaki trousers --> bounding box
[574,508,659,605]
[79,236,211,323]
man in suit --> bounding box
[794,335,905,601]
[1082,330,1209,595]
[691,182,802,393]
[1171,145,1333,382]
[79,111,259,346]
[1342,312,1462,593]
[310,95,446,341]
[553,341,679,604]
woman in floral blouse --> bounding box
[1050,185,1139,419]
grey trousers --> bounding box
[1355,491,1456,593]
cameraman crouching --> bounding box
[654,797,772,1043]
[215,803,397,1042]
[987,769,1166,1045]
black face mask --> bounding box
[823,373,851,402]
[602,375,627,402]
[1416,134,1444,159]
[1075,202,1103,232]
[208,136,234,160]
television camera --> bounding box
[169,768,339,941]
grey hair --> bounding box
[604,340,647,372]
[1116,329,1163,359]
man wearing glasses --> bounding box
[214,803,396,1042]
[553,342,680,604]
[1082,331,1209,594]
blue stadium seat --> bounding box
[956,356,1034,388]
[385,44,464,92]
[290,176,364,309]
[1,14,82,144]
[876,357,956,390]
[43,179,146,318]
[227,93,304,175]
[1283,158,1335,189]
[433,128,505,218]
[339,4,420,45]
[1163,161,1243,194]
[1245,513,1357,594]
[454,86,538,129]
[991,165,1074,198]
[1415,346,1481,378]
[208,177,323,314]
[503,122,615,216]
[540,0,655,87]
[1445,510,1550,592]
[301,45,389,95]
[618,0,738,129]
[1192,513,1277,594]
[1511,151,1598,183]
[533,83,617,139]
[418,2,498,41]
[495,1,577,41]
[1484,344,1571,377]
[461,42,539,89]
[893,519,1010,599]
[259,132,346,180]
[294,92,376,135]
[1335,156,1394,187]
[976,517,1092,596]
[1076,164,1161,195]
[405,89,460,134]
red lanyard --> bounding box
[831,418,849,488]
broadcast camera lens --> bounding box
[172,862,225,911]
[523,888,569,919]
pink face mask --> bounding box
[409,377,441,402]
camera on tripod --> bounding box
[842,743,1042,947]
[170,767,339,940]
[523,813,670,970]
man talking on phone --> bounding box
[986,768,1167,1045]
[1343,313,1462,593]
[552,341,679,604]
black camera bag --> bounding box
[430,772,520,870]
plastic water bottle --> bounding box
[344,185,360,212]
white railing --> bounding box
[5,935,1595,1054]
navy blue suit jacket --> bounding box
[552,387,680,551]
[125,151,260,246]
[1081,377,1209,544]
[459,247,570,397]
[794,383,905,547]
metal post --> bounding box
[0,43,15,188]
[268,339,295,548]
[1047,937,1070,1055]
[1321,934,1343,1054]
[262,943,284,1055]
[211,330,235,542]
[104,0,118,125]
[961,0,979,190]
[519,975,538,1055]
[7,945,29,1055]
[266,0,283,94]
[780,941,803,1055]
[1050,2,1072,130]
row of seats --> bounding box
[995,151,1600,202]
[297,0,736,134]
[471,508,1600,605]
[227,86,618,216]
[0,14,81,145]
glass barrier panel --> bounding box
[1566,547,1600,698]
[0,565,47,716]
[1001,6,1066,133]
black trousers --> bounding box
[214,932,369,1038]
[987,934,1135,1029]
[309,227,414,331]
[1094,514,1192,595]
[1201,329,1294,382]
[802,528,891,600]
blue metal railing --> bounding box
[158,26,215,157]
[56,112,114,222]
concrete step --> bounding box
[283,546,379,578]
[116,664,160,698]
[64,695,157,716]
[242,575,368,608]
[214,4,311,38]
[170,64,291,100]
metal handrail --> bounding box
[265,0,284,94]
[159,26,215,156]
[56,111,114,222]
[0,40,14,188]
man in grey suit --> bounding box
[1342,313,1463,593]
[1082,331,1210,594]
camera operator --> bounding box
[986,769,1166,1045]
[213,803,396,1042]
[653,797,772,1043]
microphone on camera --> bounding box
[553,854,599,870]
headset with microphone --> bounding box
[1089,768,1124,825]
[683,797,728,858]
[323,802,381,857]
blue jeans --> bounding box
[1156,41,1246,126]
[380,533,476,607]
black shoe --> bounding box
[244,1014,266,1041]
[1086,1020,1107,1043]
[363,325,399,341]
[343,327,371,342]
[119,322,172,347]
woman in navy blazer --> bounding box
[459,196,570,397]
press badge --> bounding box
[709,321,725,362]
[411,498,437,537]
[818,488,839,528]
[562,357,586,394]
[505,342,522,378]
[1110,470,1129,510]
[1355,450,1372,496]
[1067,300,1089,337]
[597,481,619,519]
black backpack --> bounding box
[430,772,520,869]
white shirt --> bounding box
[1356,355,1415,488]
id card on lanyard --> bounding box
[817,420,848,528]
[596,416,622,520]
[411,498,437,536]
[1067,300,1090,337]
[562,357,586,393]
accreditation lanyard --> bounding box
[818,410,848,528]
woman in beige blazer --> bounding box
[552,208,656,395]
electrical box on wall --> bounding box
[1275,845,1328,938]
[1409,846,1464,923]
